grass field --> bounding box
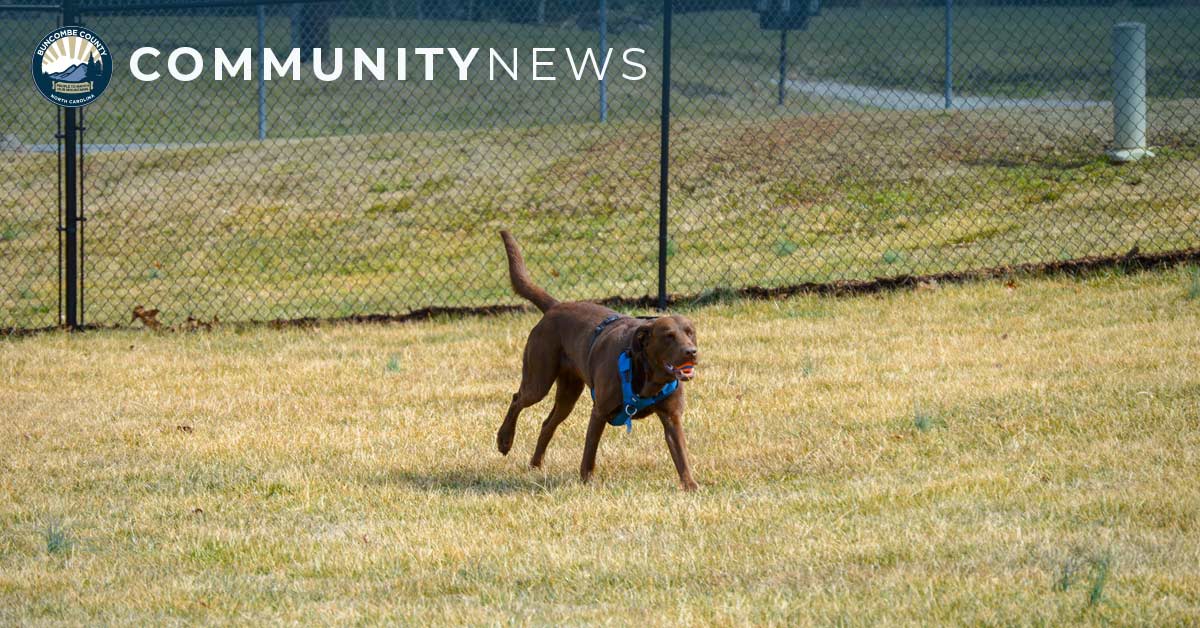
[2,267,1199,624]
[1,5,1198,330]
[3,104,1199,329]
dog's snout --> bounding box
[684,347,698,359]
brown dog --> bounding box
[496,230,700,490]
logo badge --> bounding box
[32,26,112,107]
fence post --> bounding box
[777,28,787,106]
[257,4,267,140]
[943,0,953,110]
[657,0,671,310]
[60,0,80,329]
[598,0,607,122]
[1108,22,1153,163]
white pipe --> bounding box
[1108,22,1154,163]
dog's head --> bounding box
[635,315,699,382]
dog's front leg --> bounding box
[579,409,608,485]
[658,411,699,491]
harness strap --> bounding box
[585,314,678,433]
[609,350,679,433]
[588,314,624,355]
[587,314,623,404]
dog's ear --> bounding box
[634,324,651,350]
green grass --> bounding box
[1,269,1198,623]
[1186,265,1200,300]
[911,401,945,432]
[43,520,72,556]
[1089,555,1113,608]
[2,106,1198,330]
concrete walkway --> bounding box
[782,78,1106,111]
[19,142,199,154]
[6,81,1109,154]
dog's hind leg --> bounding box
[497,331,560,456]
[529,373,584,469]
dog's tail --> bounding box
[500,230,558,313]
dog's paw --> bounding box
[681,479,700,492]
[496,432,513,456]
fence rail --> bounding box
[2,0,1198,331]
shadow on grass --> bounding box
[373,467,571,495]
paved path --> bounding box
[20,142,198,153]
[8,82,1107,154]
[782,79,1106,111]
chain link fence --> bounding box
[1,7,63,330]
[2,0,1198,331]
[668,1,1199,297]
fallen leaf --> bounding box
[132,305,162,330]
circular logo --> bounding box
[31,26,112,108]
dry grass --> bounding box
[2,267,1199,624]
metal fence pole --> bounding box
[943,0,953,110]
[598,0,607,122]
[257,4,267,140]
[61,0,79,328]
[657,0,671,310]
[778,28,787,106]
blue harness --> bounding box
[588,314,680,433]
